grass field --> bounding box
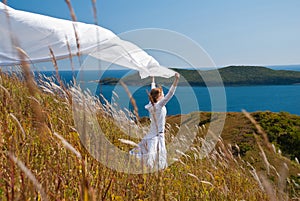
[0,69,299,200]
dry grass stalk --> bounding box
[64,0,82,64]
[278,163,289,200]
[218,138,234,161]
[16,47,38,94]
[258,172,277,201]
[199,180,214,186]
[64,0,77,21]
[187,172,200,181]
[0,83,10,97]
[49,48,64,88]
[187,172,214,187]
[49,47,73,104]
[9,113,26,140]
[0,82,10,109]
[242,109,273,151]
[253,133,271,175]
[16,47,48,131]
[249,166,265,191]
[91,0,98,25]
[176,149,191,160]
[242,110,290,200]
[119,80,140,122]
[65,36,75,76]
[72,24,82,60]
[8,152,48,201]
[53,132,82,159]
[118,139,138,147]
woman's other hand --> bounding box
[173,72,180,86]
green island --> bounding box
[0,70,299,200]
[101,66,300,86]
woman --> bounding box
[130,73,180,170]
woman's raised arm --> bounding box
[151,76,156,89]
[159,73,180,106]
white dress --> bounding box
[130,82,177,170]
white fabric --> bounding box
[0,3,175,78]
[130,81,177,169]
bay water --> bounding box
[40,70,300,117]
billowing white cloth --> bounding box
[130,81,177,169]
[0,3,175,78]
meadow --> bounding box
[0,66,299,200]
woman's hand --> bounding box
[173,72,180,86]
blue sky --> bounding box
[4,0,300,67]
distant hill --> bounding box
[212,66,300,85]
[101,66,300,86]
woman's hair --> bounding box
[149,87,162,104]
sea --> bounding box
[39,70,300,117]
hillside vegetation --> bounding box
[114,66,300,86]
[216,66,300,85]
[0,70,299,200]
[253,112,300,160]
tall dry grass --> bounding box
[1,69,300,200]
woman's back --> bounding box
[144,102,167,138]
[144,84,177,138]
